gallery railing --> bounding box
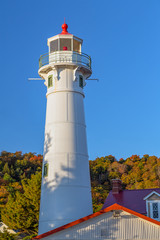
[39,51,91,70]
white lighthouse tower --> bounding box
[38,22,93,235]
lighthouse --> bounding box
[38,22,93,235]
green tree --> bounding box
[3,162,10,174]
[3,173,14,183]
[22,171,42,231]
[0,229,16,240]
[2,171,41,233]
[10,165,15,178]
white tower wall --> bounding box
[38,65,93,234]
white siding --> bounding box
[43,210,160,240]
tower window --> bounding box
[48,75,53,88]
[44,163,48,177]
[79,75,83,88]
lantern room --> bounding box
[38,22,91,75]
[47,22,82,53]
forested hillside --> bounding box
[0,151,159,239]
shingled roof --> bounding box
[102,188,160,214]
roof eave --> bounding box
[32,203,160,239]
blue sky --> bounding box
[1,0,160,160]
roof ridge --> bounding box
[118,188,160,192]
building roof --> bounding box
[102,188,160,214]
[33,203,160,239]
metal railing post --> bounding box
[89,56,91,68]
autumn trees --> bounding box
[0,151,42,236]
[89,154,160,211]
[0,151,159,236]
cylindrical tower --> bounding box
[38,22,93,235]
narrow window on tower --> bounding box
[44,163,48,177]
[48,75,53,88]
[79,75,83,88]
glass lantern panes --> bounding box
[50,40,58,53]
[60,38,71,51]
[48,75,53,88]
[73,39,80,52]
[44,163,48,177]
[152,202,159,218]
